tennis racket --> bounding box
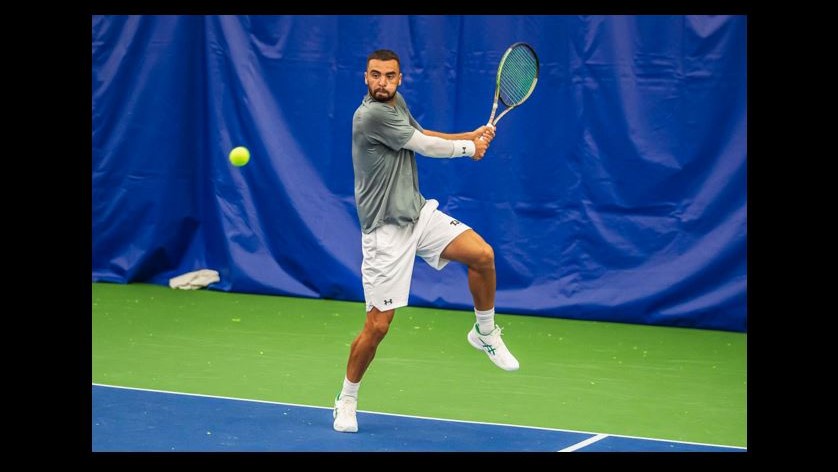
[485,42,539,129]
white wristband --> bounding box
[451,140,475,158]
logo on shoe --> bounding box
[480,340,497,355]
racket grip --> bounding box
[478,123,495,141]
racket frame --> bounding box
[487,42,539,127]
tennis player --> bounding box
[333,49,519,433]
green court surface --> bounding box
[92,282,746,447]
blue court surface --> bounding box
[92,384,745,452]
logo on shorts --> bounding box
[450,219,460,226]
[384,299,393,305]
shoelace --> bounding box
[481,325,504,342]
[338,398,357,415]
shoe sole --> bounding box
[333,424,358,433]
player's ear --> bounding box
[398,74,402,85]
[364,75,368,85]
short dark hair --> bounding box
[367,49,400,69]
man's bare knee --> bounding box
[364,312,393,343]
[371,318,391,339]
[472,243,495,271]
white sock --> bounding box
[340,376,360,399]
[475,307,495,335]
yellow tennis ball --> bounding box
[229,146,250,167]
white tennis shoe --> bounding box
[333,394,358,433]
[467,324,520,371]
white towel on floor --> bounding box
[168,269,220,290]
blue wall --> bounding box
[92,15,747,331]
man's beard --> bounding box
[369,84,396,102]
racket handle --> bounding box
[487,102,498,126]
[478,123,495,141]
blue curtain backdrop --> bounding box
[92,15,747,332]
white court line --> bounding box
[559,433,608,452]
[92,382,746,450]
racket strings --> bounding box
[498,47,538,106]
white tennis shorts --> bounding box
[361,199,470,312]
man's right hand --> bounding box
[470,125,496,142]
[472,124,495,160]
[472,135,490,160]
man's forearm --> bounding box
[405,130,475,158]
[422,130,475,140]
